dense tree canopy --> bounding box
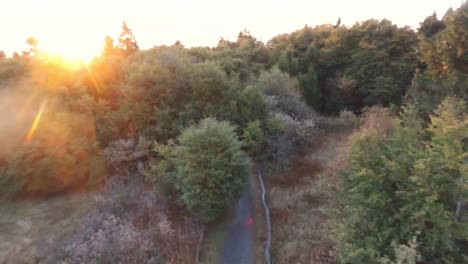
[404,3,468,118]
[268,20,419,113]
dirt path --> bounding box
[219,188,254,264]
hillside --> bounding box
[0,2,466,263]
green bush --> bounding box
[336,98,467,263]
[155,118,250,222]
[242,120,266,158]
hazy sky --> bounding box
[0,0,463,58]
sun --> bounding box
[37,39,101,66]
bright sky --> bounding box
[0,0,463,59]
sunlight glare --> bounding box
[38,37,100,64]
[25,100,47,143]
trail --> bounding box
[219,188,254,264]
[266,131,351,263]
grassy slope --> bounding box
[199,220,229,264]
[0,194,93,263]
[265,130,351,264]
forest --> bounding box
[0,2,466,264]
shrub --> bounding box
[359,106,394,136]
[336,98,467,263]
[0,112,107,198]
[103,136,151,166]
[253,68,319,167]
[264,114,285,137]
[266,113,316,156]
[41,175,201,264]
[258,67,317,121]
[155,118,250,222]
[242,120,266,158]
[379,236,421,264]
[316,109,360,133]
[40,176,163,264]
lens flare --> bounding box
[25,100,47,143]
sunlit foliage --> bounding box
[154,118,249,222]
[336,99,467,263]
[407,3,468,115]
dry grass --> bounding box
[199,219,228,264]
[0,175,203,264]
[0,193,94,264]
[268,158,323,188]
[265,130,353,264]
[263,109,393,263]
[359,106,394,136]
[41,176,202,264]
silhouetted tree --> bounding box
[335,17,341,28]
[24,36,38,56]
[117,21,139,55]
[102,36,116,56]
